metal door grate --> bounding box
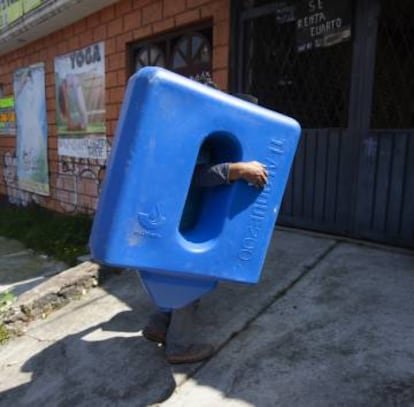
[241,2,353,128]
[371,0,414,129]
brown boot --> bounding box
[166,344,214,364]
[142,311,171,344]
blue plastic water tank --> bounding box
[90,67,301,309]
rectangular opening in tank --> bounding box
[179,132,241,243]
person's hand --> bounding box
[228,161,268,188]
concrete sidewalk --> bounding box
[0,236,99,335]
[0,236,67,297]
[0,229,413,406]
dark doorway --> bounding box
[231,0,414,248]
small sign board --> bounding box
[296,0,351,52]
[0,96,16,135]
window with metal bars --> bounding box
[240,0,353,128]
[370,0,414,129]
[129,24,213,79]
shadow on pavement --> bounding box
[161,242,414,407]
[0,230,338,406]
[7,232,413,406]
[0,306,176,406]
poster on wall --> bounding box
[13,62,50,195]
[0,96,16,135]
[0,1,5,30]
[0,0,42,30]
[296,0,351,52]
[22,0,42,13]
[0,0,23,30]
[54,42,107,159]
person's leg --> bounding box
[165,301,214,364]
[143,310,171,343]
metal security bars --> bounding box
[239,1,353,128]
[129,24,213,79]
[233,0,414,248]
[370,0,414,129]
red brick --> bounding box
[117,70,128,86]
[108,86,126,104]
[46,115,56,129]
[212,68,228,90]
[107,120,118,136]
[133,0,153,9]
[49,148,58,159]
[45,73,54,87]
[106,104,118,120]
[186,0,210,8]
[31,39,43,53]
[124,9,142,31]
[133,24,153,40]
[142,1,162,25]
[115,0,133,17]
[116,32,133,52]
[93,24,107,42]
[214,20,229,46]
[61,25,73,39]
[47,104,56,117]
[47,143,55,154]
[153,17,175,34]
[201,1,230,22]
[98,170,106,183]
[0,137,15,148]
[30,51,41,63]
[0,0,237,217]
[163,0,186,17]
[108,53,125,71]
[100,5,115,23]
[79,30,93,48]
[213,45,228,69]
[106,71,118,88]
[86,13,101,29]
[46,85,54,100]
[48,159,58,173]
[79,195,98,212]
[105,38,117,55]
[107,17,124,37]
[73,19,87,35]
[175,9,200,26]
[56,190,69,204]
[69,34,81,51]
[57,40,69,55]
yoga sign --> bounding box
[54,42,107,159]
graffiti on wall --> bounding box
[2,151,44,206]
[56,155,107,214]
[3,145,110,213]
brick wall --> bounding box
[0,0,231,214]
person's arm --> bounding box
[228,161,268,188]
[194,161,268,188]
[193,163,230,187]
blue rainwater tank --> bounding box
[89,67,301,309]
